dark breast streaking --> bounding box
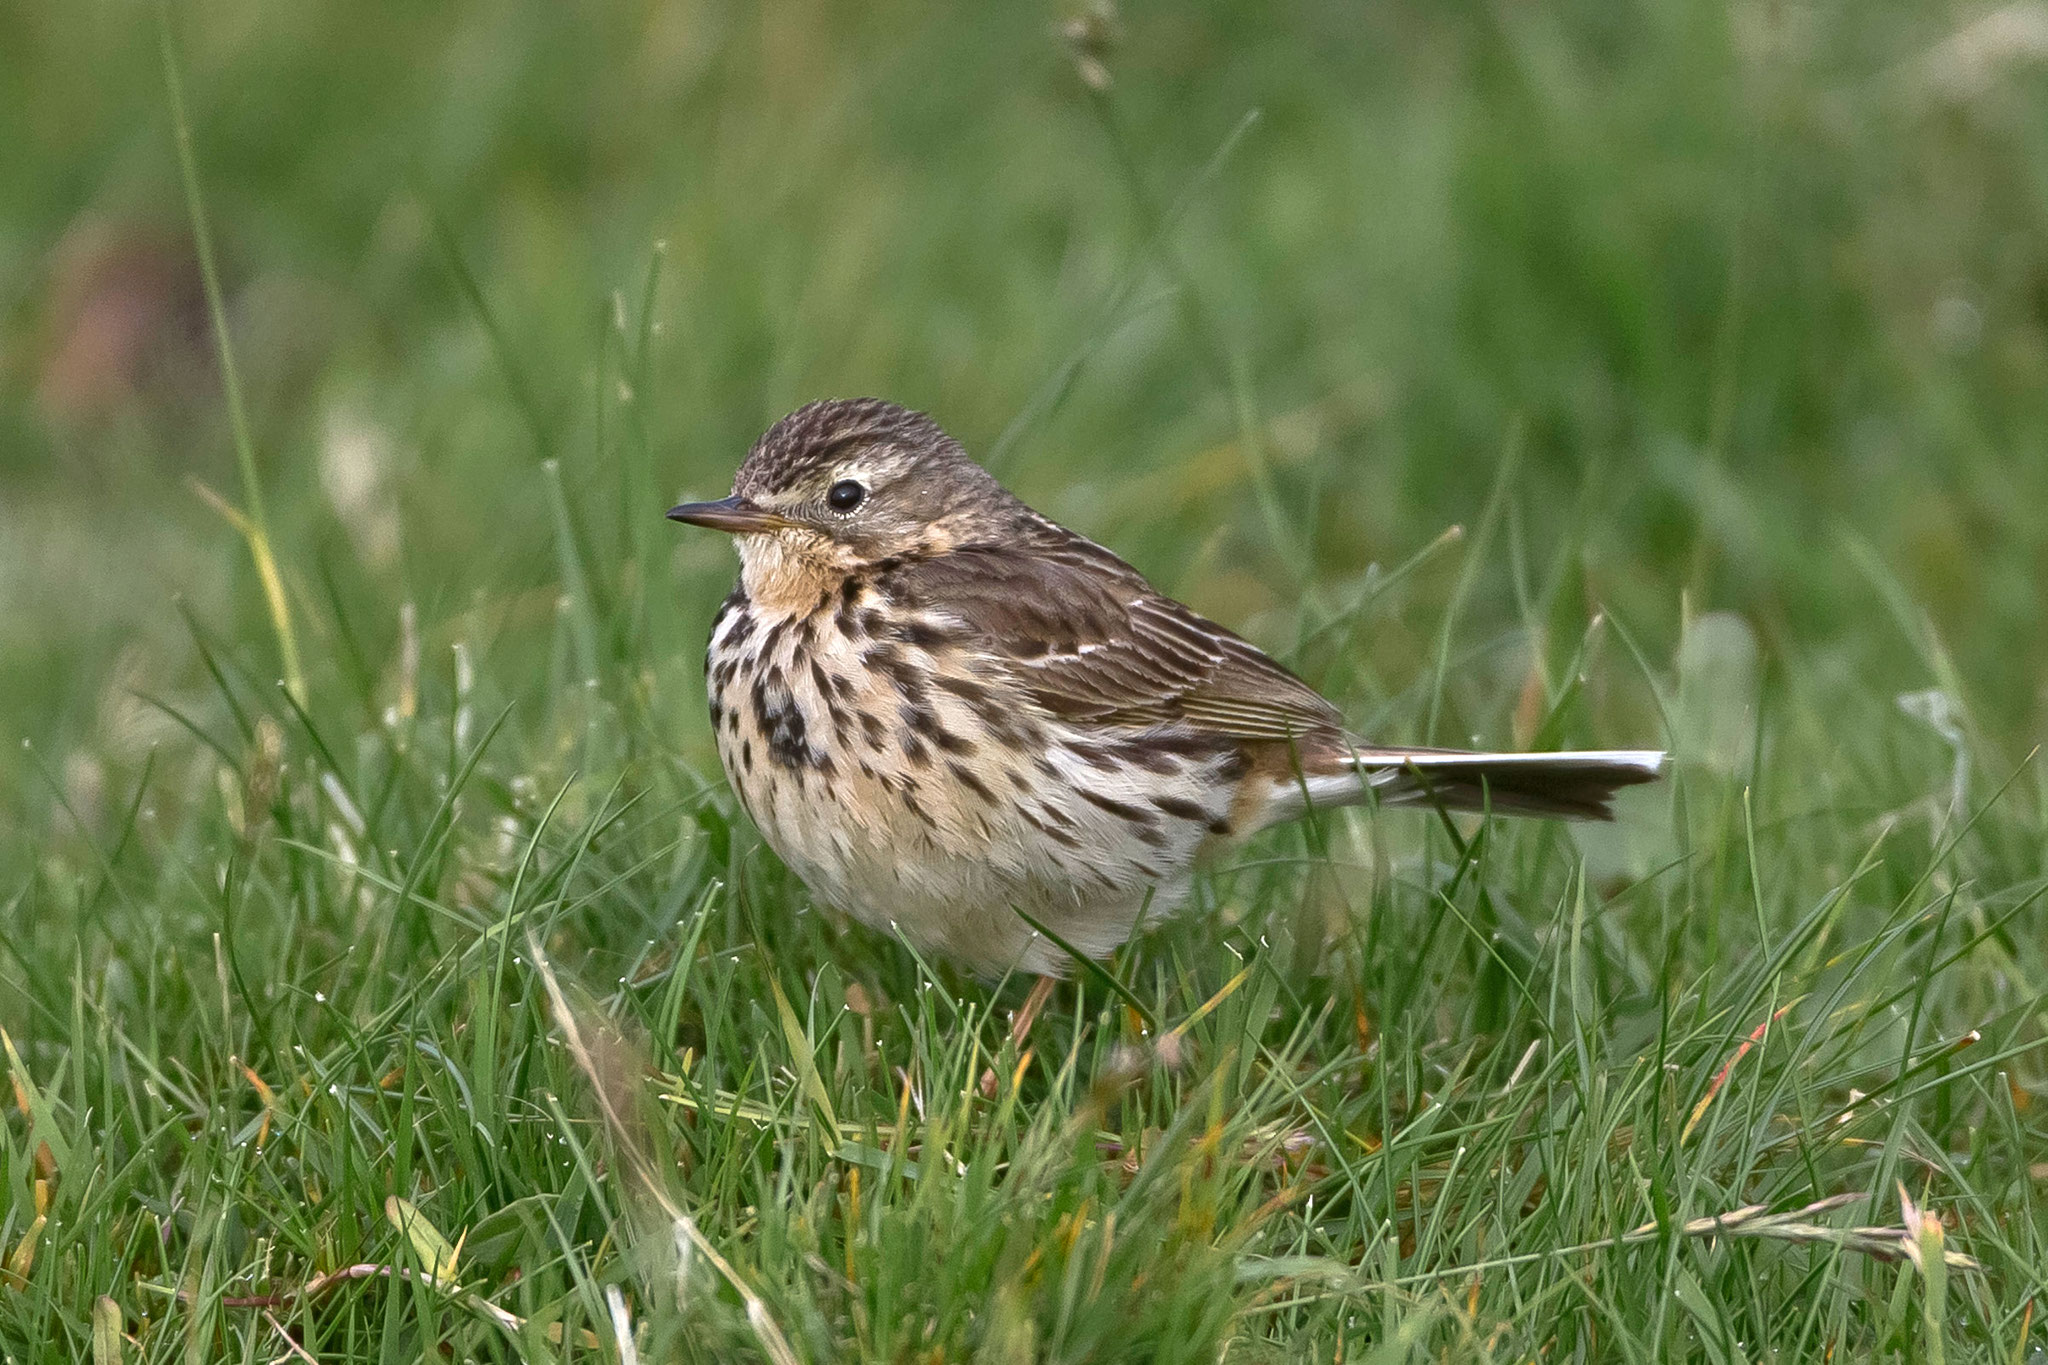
[676,397,1664,978]
[705,565,1245,975]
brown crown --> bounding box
[736,398,962,497]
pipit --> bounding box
[669,399,1665,976]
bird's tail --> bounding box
[1297,747,1667,821]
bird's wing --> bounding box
[880,536,1345,742]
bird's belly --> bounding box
[747,758,1210,975]
[707,605,1237,975]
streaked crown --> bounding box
[713,399,1022,562]
[735,398,963,498]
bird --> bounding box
[668,399,1665,977]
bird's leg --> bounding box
[1009,973,1057,1045]
[981,974,1058,1099]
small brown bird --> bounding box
[670,399,1665,975]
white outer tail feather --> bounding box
[1287,749,1669,823]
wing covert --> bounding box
[877,537,1344,743]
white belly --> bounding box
[705,591,1236,975]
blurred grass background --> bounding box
[7,0,2047,810]
[2,0,2047,1359]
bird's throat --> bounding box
[736,533,855,618]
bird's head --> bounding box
[668,399,1017,604]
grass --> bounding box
[3,0,2047,1359]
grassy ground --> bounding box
[3,1,2046,1359]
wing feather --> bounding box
[878,533,1344,743]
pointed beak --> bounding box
[664,495,794,535]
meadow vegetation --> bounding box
[0,1,2044,1358]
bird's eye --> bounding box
[827,479,866,512]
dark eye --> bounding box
[827,479,866,512]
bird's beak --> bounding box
[665,495,794,535]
